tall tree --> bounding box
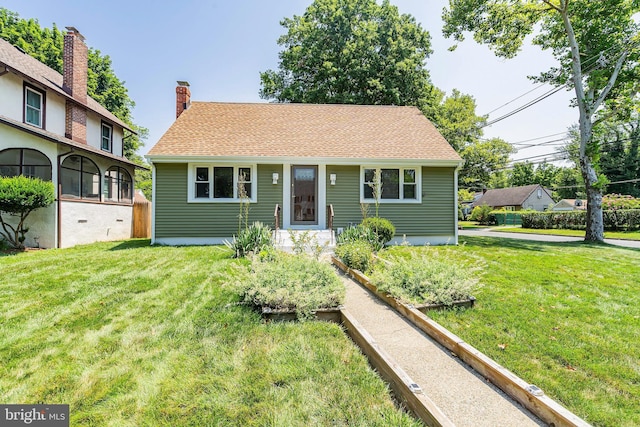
[459,138,514,189]
[0,8,146,158]
[260,0,440,114]
[443,0,640,242]
[432,89,486,152]
[509,161,536,187]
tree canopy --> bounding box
[443,0,640,242]
[260,0,440,113]
[0,8,146,159]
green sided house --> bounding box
[146,82,463,246]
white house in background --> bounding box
[552,199,588,211]
[473,184,555,212]
[0,27,139,248]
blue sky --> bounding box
[2,0,576,163]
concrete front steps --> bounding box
[274,229,335,253]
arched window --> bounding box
[104,166,133,203]
[0,148,52,180]
[61,155,100,200]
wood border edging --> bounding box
[332,256,592,427]
[340,309,454,427]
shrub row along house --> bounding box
[0,28,139,248]
[146,82,463,246]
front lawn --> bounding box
[498,226,640,241]
[0,240,420,426]
[384,237,640,427]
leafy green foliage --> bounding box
[334,240,374,273]
[260,0,439,114]
[371,251,481,306]
[0,176,55,249]
[459,138,514,189]
[521,208,640,231]
[362,217,396,245]
[225,221,274,258]
[603,194,640,210]
[336,224,383,252]
[0,7,147,158]
[236,252,345,319]
[469,203,495,225]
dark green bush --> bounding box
[521,210,640,231]
[334,240,374,272]
[0,176,55,249]
[469,204,495,225]
[225,221,274,258]
[336,224,383,252]
[237,252,345,319]
[362,217,396,245]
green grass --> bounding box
[497,226,640,241]
[0,240,420,426]
[384,238,640,427]
[457,220,487,229]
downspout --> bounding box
[454,162,463,245]
[57,149,74,248]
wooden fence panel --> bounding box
[132,200,151,238]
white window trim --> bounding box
[187,163,257,203]
[25,86,43,128]
[360,166,422,204]
[101,122,113,152]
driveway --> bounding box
[459,228,640,249]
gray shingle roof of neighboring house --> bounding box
[0,37,133,132]
[147,102,462,163]
[474,184,552,208]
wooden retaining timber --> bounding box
[260,306,454,425]
[332,256,591,427]
[340,309,454,427]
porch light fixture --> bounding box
[330,173,336,185]
[272,172,279,185]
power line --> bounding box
[485,83,549,115]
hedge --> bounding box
[521,210,640,231]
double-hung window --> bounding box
[362,167,420,203]
[190,165,255,202]
[24,85,44,128]
[101,122,113,152]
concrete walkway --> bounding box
[460,228,640,249]
[339,270,545,426]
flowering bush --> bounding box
[602,194,640,210]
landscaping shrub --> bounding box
[334,240,374,272]
[370,251,481,306]
[603,194,640,210]
[336,224,383,251]
[225,221,274,258]
[0,176,55,249]
[236,252,345,319]
[362,217,396,245]
[469,203,495,225]
[521,210,640,231]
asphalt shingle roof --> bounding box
[475,184,547,207]
[147,102,462,162]
[0,37,132,132]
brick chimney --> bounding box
[176,81,191,118]
[63,27,88,143]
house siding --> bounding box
[154,163,282,238]
[326,165,455,237]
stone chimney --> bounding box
[176,81,191,118]
[63,27,88,143]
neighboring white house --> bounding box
[473,184,555,212]
[0,28,139,248]
[552,199,588,211]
